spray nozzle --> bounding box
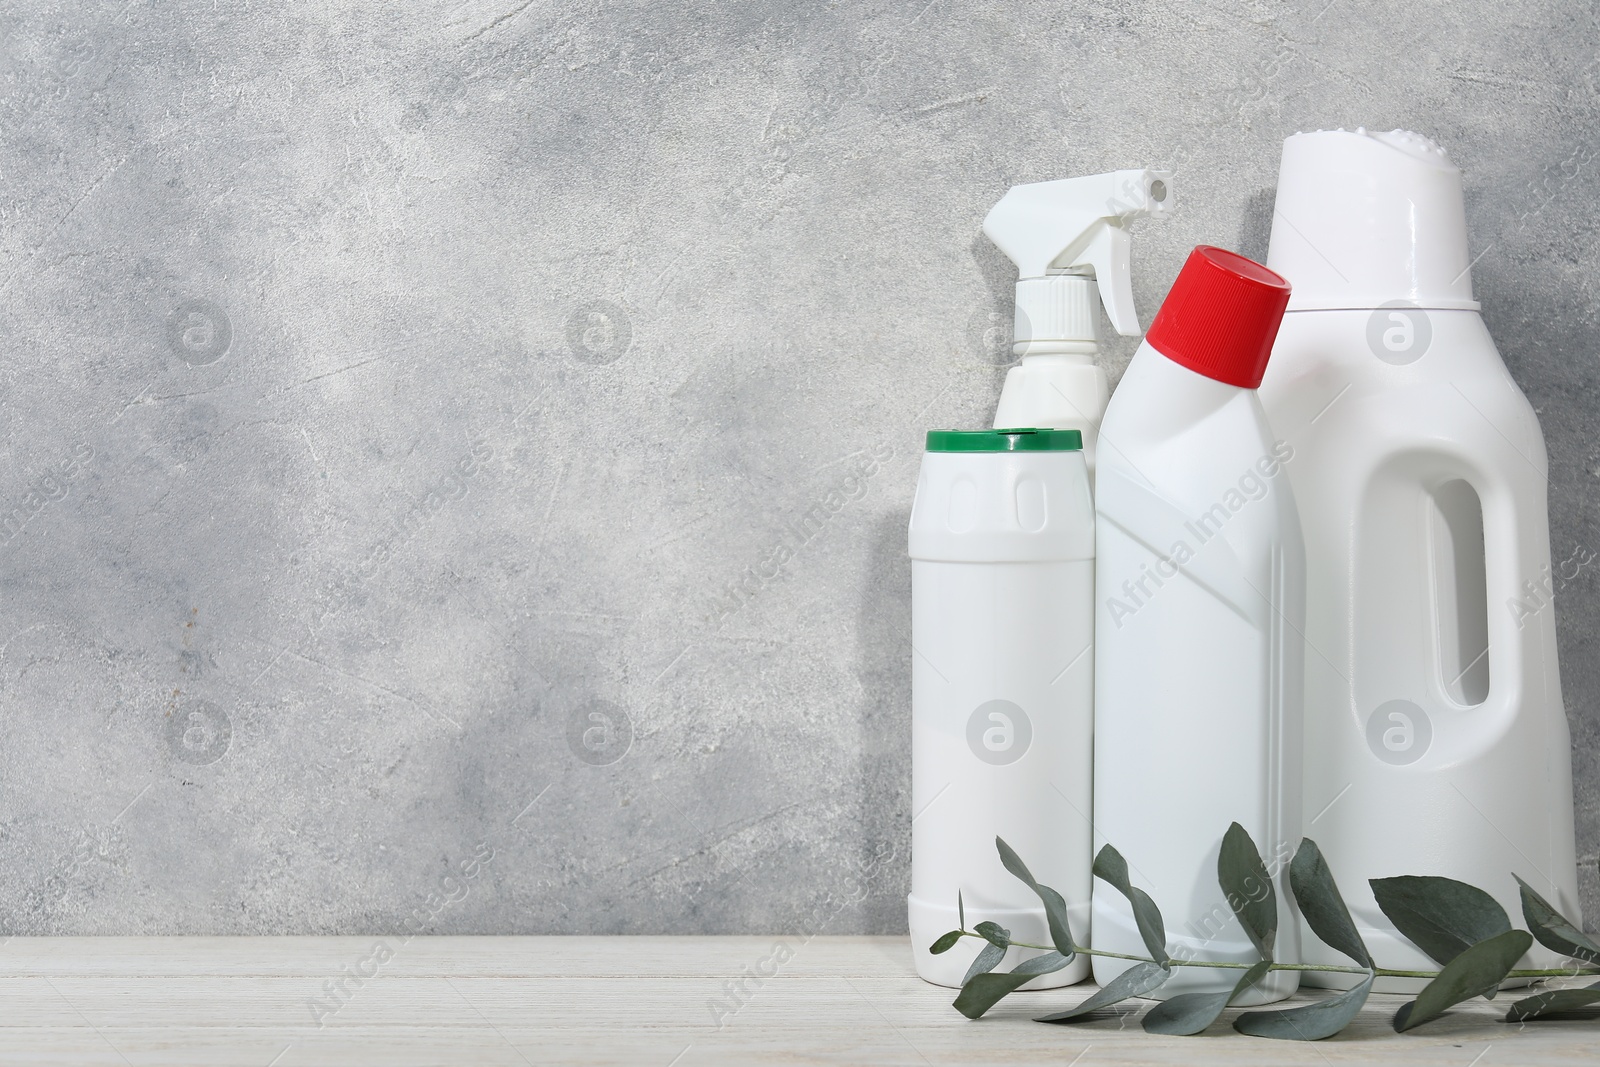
[983,169,1174,353]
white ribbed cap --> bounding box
[1267,128,1480,311]
[1014,276,1100,350]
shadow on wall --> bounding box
[1238,187,1277,264]
[968,233,1020,379]
[851,507,913,933]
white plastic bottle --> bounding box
[984,169,1174,477]
[1257,128,1582,991]
[1091,247,1304,1004]
[908,428,1094,988]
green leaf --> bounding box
[1288,839,1372,969]
[973,921,1011,949]
[951,951,1073,1019]
[929,930,963,955]
[1142,960,1272,1036]
[1234,973,1374,1040]
[1370,875,1511,967]
[1010,950,1074,975]
[1393,929,1534,1031]
[996,836,1077,957]
[1505,981,1600,1022]
[1217,823,1276,960]
[1515,874,1600,964]
[958,890,965,931]
[1035,961,1173,1023]
[962,940,1008,985]
[1092,844,1169,964]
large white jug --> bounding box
[1258,129,1582,991]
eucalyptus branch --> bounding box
[935,826,1600,1040]
[945,927,1600,980]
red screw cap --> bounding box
[1145,246,1292,389]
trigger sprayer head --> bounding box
[982,169,1174,355]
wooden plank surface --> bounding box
[0,936,1594,1065]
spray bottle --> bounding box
[983,169,1174,476]
[906,169,1173,988]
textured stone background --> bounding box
[0,1,1595,935]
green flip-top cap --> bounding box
[925,427,1084,453]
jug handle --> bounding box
[1463,451,1546,733]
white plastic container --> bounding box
[1258,128,1581,991]
[1091,247,1304,1004]
[908,428,1094,988]
[984,169,1174,477]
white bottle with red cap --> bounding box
[1090,247,1305,1004]
[1258,128,1581,991]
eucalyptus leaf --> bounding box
[1009,950,1074,975]
[996,836,1077,957]
[1218,822,1276,960]
[958,890,965,931]
[1370,875,1511,967]
[1514,874,1600,964]
[1393,929,1534,1031]
[1142,960,1271,1036]
[951,951,1073,1019]
[973,921,1011,949]
[1036,961,1173,1023]
[1288,839,1372,969]
[1505,981,1600,1022]
[962,940,1009,986]
[1092,844,1169,964]
[929,930,962,955]
[1234,972,1374,1040]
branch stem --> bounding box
[951,930,1600,981]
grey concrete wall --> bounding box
[0,0,1595,936]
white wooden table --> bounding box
[0,936,1595,1065]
